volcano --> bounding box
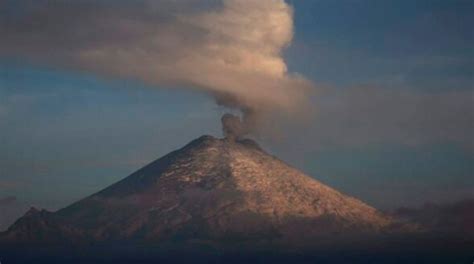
[1,135,392,246]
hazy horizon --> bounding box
[1,0,473,224]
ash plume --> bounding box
[222,114,244,140]
[0,0,313,135]
[221,113,257,140]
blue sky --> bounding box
[0,0,473,211]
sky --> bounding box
[0,0,473,220]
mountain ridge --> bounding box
[1,135,393,245]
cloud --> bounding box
[0,180,25,190]
[320,87,473,147]
[393,198,474,237]
[270,86,474,150]
[0,196,17,206]
[0,0,312,130]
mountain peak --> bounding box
[186,134,262,151]
[2,135,393,245]
[24,207,40,217]
[186,134,218,146]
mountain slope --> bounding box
[1,135,392,244]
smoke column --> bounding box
[0,0,313,136]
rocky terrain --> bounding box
[1,135,394,247]
[2,135,473,263]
